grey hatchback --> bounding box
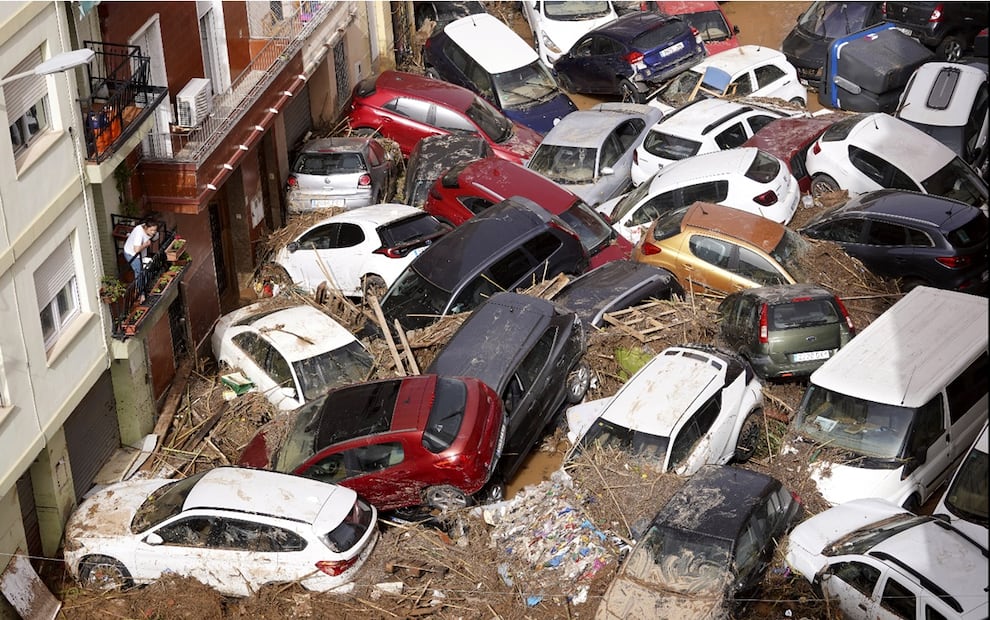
[717,283,855,380]
[286,136,397,213]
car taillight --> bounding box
[812,141,821,155]
[790,490,803,506]
[929,3,942,22]
[758,303,768,344]
[835,296,855,333]
[624,50,644,64]
[640,242,662,256]
[753,190,778,206]
[936,255,972,268]
[286,175,298,188]
[881,1,886,18]
[358,173,372,187]
[633,150,638,165]
[374,246,407,258]
[790,296,812,303]
[316,558,358,577]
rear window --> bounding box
[744,150,781,183]
[642,130,702,161]
[422,377,468,453]
[293,152,366,175]
[650,205,691,242]
[945,211,989,248]
[770,298,840,330]
[379,213,448,248]
[633,19,688,50]
[323,498,374,552]
[926,67,961,110]
[821,114,865,142]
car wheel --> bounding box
[734,410,763,463]
[565,361,592,404]
[362,275,387,302]
[810,173,840,197]
[619,79,643,103]
[936,35,965,62]
[478,480,505,504]
[79,555,133,591]
[424,485,470,511]
[788,96,806,106]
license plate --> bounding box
[311,198,344,209]
[792,350,831,362]
[660,41,685,57]
[409,246,426,259]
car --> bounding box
[804,112,989,212]
[526,102,663,206]
[423,157,632,268]
[380,196,589,331]
[521,0,619,69]
[403,134,494,207]
[285,136,398,214]
[550,259,682,328]
[646,45,808,115]
[881,1,989,61]
[596,465,802,620]
[785,498,989,620]
[604,147,801,245]
[346,70,542,165]
[653,1,740,56]
[210,301,374,411]
[781,1,885,90]
[799,190,989,294]
[633,201,811,295]
[551,11,707,103]
[272,204,451,299]
[740,112,846,193]
[426,292,589,494]
[62,467,379,596]
[895,61,989,175]
[934,421,988,549]
[238,374,506,512]
[413,0,486,33]
[717,284,856,381]
[565,344,765,471]
[423,12,577,134]
[630,97,793,186]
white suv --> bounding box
[521,0,618,68]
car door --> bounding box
[499,326,559,475]
[286,222,343,291]
[667,394,728,474]
[367,141,393,198]
[302,440,416,509]
[856,219,922,278]
[231,333,303,409]
[328,222,369,295]
[135,515,224,589]
[822,559,917,620]
[753,63,790,98]
[903,395,951,502]
[600,119,645,201]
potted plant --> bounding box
[123,305,149,335]
[100,275,127,304]
[166,236,187,261]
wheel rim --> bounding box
[620,83,637,103]
[87,562,126,590]
[944,40,963,61]
[426,486,468,510]
[567,364,591,402]
[811,179,836,197]
[363,276,387,301]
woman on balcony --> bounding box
[123,218,159,304]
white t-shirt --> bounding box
[124,224,152,258]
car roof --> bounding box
[842,113,956,178]
[680,201,786,249]
[742,114,845,159]
[305,203,425,228]
[898,61,988,126]
[224,303,358,362]
[299,137,371,153]
[814,189,979,231]
[649,146,759,185]
[365,70,478,111]
[443,12,540,73]
[408,134,493,179]
[452,158,579,209]
[654,99,780,138]
[554,260,676,319]
[692,44,787,73]
[540,106,654,148]
[594,10,681,41]
[726,283,839,306]
[654,465,781,540]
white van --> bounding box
[934,421,988,548]
[789,286,988,511]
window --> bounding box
[460,196,495,215]
[880,577,917,618]
[434,105,475,133]
[830,561,880,597]
[690,236,732,268]
[736,246,786,285]
[945,351,989,424]
[729,73,753,96]
[747,115,777,134]
[714,123,747,149]
[213,518,306,552]
[5,47,51,157]
[336,223,364,248]
[157,516,215,547]
[34,240,80,351]
[298,224,339,249]
[668,395,721,468]
[754,64,786,89]
[385,97,431,124]
[865,221,907,246]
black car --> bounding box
[380,196,590,331]
[551,259,682,328]
[782,1,884,90]
[413,0,486,33]
[426,292,589,497]
[403,134,493,207]
[596,465,803,619]
[881,1,989,61]
[552,11,707,103]
[799,189,989,294]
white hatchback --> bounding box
[521,0,618,68]
[565,345,764,474]
[275,204,450,298]
[601,147,800,244]
[63,467,379,597]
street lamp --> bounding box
[0,48,95,86]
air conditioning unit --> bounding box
[176,78,213,127]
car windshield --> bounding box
[576,417,670,468]
[797,1,877,38]
[943,445,989,525]
[745,150,781,183]
[642,129,702,161]
[921,157,989,208]
[771,229,811,282]
[770,298,840,329]
[381,266,451,326]
[623,524,733,596]
[656,69,705,108]
[131,472,207,533]
[294,341,374,403]
[292,151,365,175]
[544,0,612,20]
[323,498,374,553]
[380,213,449,247]
[822,513,929,556]
[422,377,468,453]
[529,145,598,184]
[493,61,560,108]
[561,200,614,254]
[678,10,732,43]
[793,384,917,459]
[465,97,513,143]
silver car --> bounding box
[286,136,397,213]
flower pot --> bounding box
[166,239,187,262]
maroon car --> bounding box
[346,70,542,165]
[239,374,505,512]
[741,113,844,193]
[423,158,632,268]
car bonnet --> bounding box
[65,478,175,539]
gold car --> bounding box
[632,202,809,295]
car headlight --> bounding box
[542,33,562,55]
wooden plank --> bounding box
[370,296,405,375]
[394,320,420,375]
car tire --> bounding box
[734,410,763,463]
[424,485,470,511]
[936,35,965,62]
[478,479,505,504]
[362,275,387,302]
[79,555,133,591]
[619,79,643,104]
[565,361,592,404]
[810,173,840,197]
[788,96,806,106]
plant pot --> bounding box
[166,239,187,262]
[123,305,150,335]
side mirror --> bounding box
[145,533,163,546]
[286,241,300,253]
[734,25,741,34]
[600,166,614,176]
[280,387,298,401]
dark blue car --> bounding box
[553,11,706,103]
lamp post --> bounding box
[0,48,94,86]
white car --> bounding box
[521,0,618,68]
[646,45,808,115]
[785,498,988,620]
[601,147,799,244]
[274,204,450,298]
[565,345,764,474]
[804,112,989,212]
[934,421,988,549]
[63,467,379,597]
[630,98,795,186]
[211,301,373,411]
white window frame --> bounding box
[4,46,52,158]
[34,240,81,351]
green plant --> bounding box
[113,164,138,216]
[100,275,127,303]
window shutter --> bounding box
[34,240,74,307]
[3,47,46,122]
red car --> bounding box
[423,158,632,268]
[347,70,542,165]
[741,113,844,193]
[619,1,740,55]
[239,374,505,512]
